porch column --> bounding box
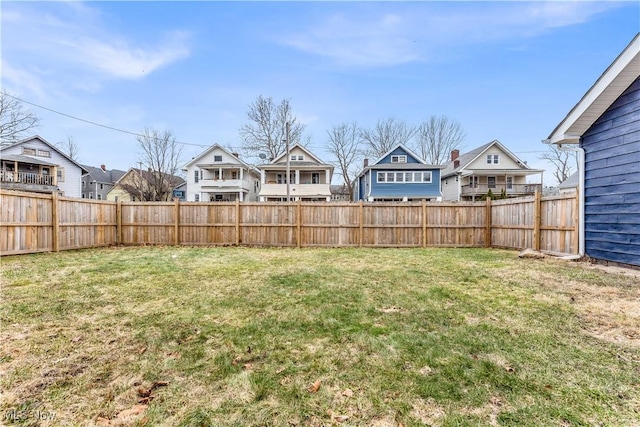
[261,169,265,184]
[219,167,222,180]
[325,169,330,184]
[13,161,18,182]
[239,191,244,202]
[239,167,243,181]
[52,166,58,186]
[295,170,300,184]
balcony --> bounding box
[259,183,331,198]
[0,170,57,193]
[199,178,249,190]
[460,183,541,197]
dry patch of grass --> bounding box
[1,247,639,426]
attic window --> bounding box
[37,149,51,157]
[391,155,407,163]
[22,147,36,155]
[291,155,304,161]
[486,154,499,164]
[214,155,223,162]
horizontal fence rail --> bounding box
[0,189,578,255]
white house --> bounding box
[0,135,88,198]
[258,144,334,202]
[182,144,260,202]
[440,140,543,201]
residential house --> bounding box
[0,135,88,198]
[258,144,334,202]
[106,168,185,202]
[330,184,351,202]
[182,144,260,202]
[81,164,126,200]
[558,172,578,195]
[546,33,639,267]
[354,144,443,202]
[440,140,543,201]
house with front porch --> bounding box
[182,144,260,202]
[258,144,333,202]
[440,140,543,201]
[0,135,88,198]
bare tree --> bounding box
[326,122,362,200]
[415,115,466,164]
[56,136,80,160]
[359,117,417,159]
[0,91,40,144]
[136,128,183,201]
[541,144,578,185]
[239,96,306,161]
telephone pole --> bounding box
[286,121,290,202]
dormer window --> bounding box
[214,155,223,162]
[391,155,407,163]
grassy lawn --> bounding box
[1,247,639,426]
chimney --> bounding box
[364,158,369,168]
[454,159,460,168]
[451,149,459,161]
[100,164,106,171]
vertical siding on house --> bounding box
[581,77,640,266]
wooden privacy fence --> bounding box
[0,190,578,255]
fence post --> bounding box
[116,200,122,245]
[359,200,364,247]
[174,198,180,246]
[485,198,492,248]
[422,199,427,248]
[533,190,542,251]
[297,200,302,248]
[52,192,59,252]
[235,199,240,246]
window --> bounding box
[194,170,199,183]
[36,149,51,157]
[97,194,102,200]
[22,147,36,155]
[378,172,386,183]
[213,170,220,180]
[214,155,223,162]
[405,172,413,182]
[387,172,395,182]
[41,167,50,175]
[311,173,320,184]
[486,154,499,164]
[290,155,304,161]
[231,171,238,179]
[396,172,404,182]
[414,172,422,182]
[391,155,407,163]
[376,171,432,183]
[506,176,513,190]
[195,194,200,202]
[422,172,432,183]
[100,183,104,190]
[57,167,65,182]
[488,176,496,189]
[89,192,94,199]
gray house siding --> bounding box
[581,76,640,266]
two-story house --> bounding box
[81,164,126,200]
[354,144,444,202]
[440,140,543,201]
[0,135,87,198]
[182,144,260,202]
[258,144,334,202]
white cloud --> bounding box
[1,2,191,97]
[280,2,623,68]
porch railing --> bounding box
[461,183,541,196]
[0,171,55,186]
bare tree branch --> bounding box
[415,115,466,164]
[326,122,362,200]
[541,145,578,185]
[239,96,306,162]
[359,117,416,159]
[0,91,40,144]
[135,128,184,201]
[56,136,80,160]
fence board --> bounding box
[0,189,578,255]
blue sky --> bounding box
[2,1,638,185]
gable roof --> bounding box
[1,135,89,174]
[370,143,427,166]
[82,164,127,184]
[182,143,257,171]
[546,33,640,144]
[558,171,579,190]
[270,144,325,165]
[113,167,185,188]
[441,140,538,178]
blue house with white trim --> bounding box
[354,144,444,202]
[546,33,639,267]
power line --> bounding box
[3,93,214,149]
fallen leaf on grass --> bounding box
[117,404,147,419]
[341,388,354,397]
[138,346,147,354]
[308,379,321,393]
[95,417,111,426]
[243,363,253,370]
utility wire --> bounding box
[4,93,214,149]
